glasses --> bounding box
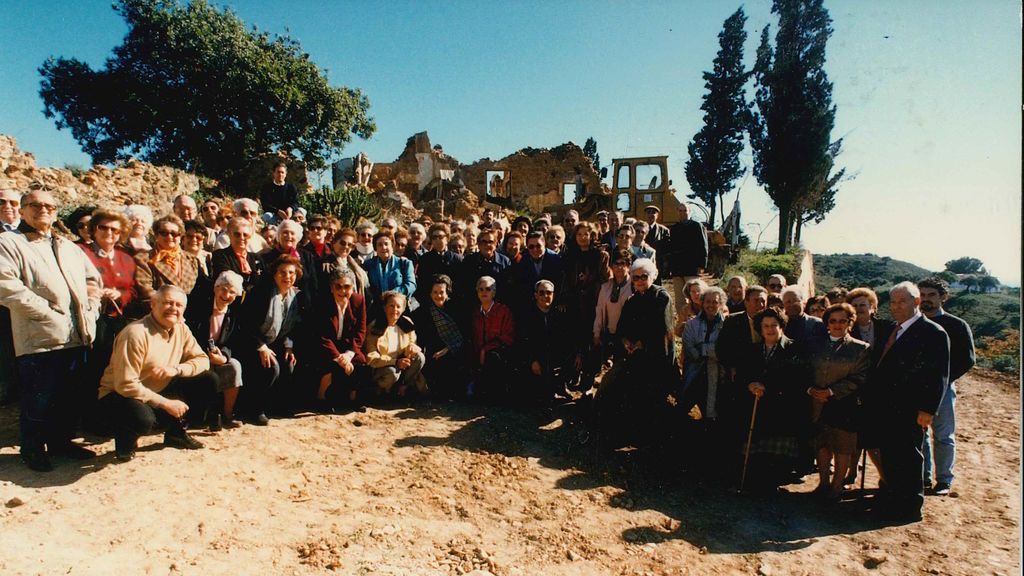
[632,274,650,281]
[478,239,495,245]
[96,224,121,234]
[613,260,629,267]
[431,233,447,239]
[202,205,219,212]
[0,199,19,207]
[616,232,632,237]
[536,290,554,296]
[827,318,852,325]
[477,286,495,292]
[239,210,258,217]
[25,202,57,212]
[156,229,181,237]
[767,283,783,289]
[76,221,91,229]
[334,240,352,247]
[309,225,323,231]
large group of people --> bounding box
[0,169,974,523]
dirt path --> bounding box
[0,371,1019,575]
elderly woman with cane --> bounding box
[735,306,806,491]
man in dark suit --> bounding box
[917,277,975,496]
[665,203,708,319]
[415,223,463,305]
[872,282,949,522]
[781,286,827,350]
[715,285,768,424]
[510,232,562,313]
[455,229,510,323]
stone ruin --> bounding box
[334,131,602,219]
[0,135,200,214]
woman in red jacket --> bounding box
[470,275,515,400]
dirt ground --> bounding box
[0,370,1019,576]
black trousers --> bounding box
[99,371,218,448]
[878,416,926,515]
[323,363,371,407]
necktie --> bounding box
[878,327,899,364]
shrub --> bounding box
[299,185,382,228]
[746,250,798,285]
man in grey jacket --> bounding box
[0,190,102,472]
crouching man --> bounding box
[98,285,216,461]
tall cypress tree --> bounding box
[583,137,600,173]
[749,0,842,253]
[685,7,750,228]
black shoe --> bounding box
[164,432,204,450]
[114,437,138,462]
[222,417,242,429]
[50,442,97,460]
[208,414,223,432]
[931,482,952,496]
[21,450,53,472]
[253,413,270,426]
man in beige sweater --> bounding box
[98,285,214,461]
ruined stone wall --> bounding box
[456,142,600,215]
[0,134,199,213]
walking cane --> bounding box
[739,394,761,493]
[859,449,867,491]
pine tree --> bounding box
[749,0,843,253]
[685,7,750,228]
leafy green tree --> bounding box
[39,0,374,190]
[685,7,750,228]
[749,0,843,253]
[945,256,985,275]
[978,275,1001,293]
[583,137,600,173]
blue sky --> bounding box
[1,0,1020,283]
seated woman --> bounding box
[736,306,806,489]
[134,214,202,311]
[184,270,245,430]
[80,208,138,410]
[410,274,468,400]
[211,217,263,293]
[365,291,426,399]
[262,219,319,305]
[233,254,306,424]
[469,275,515,400]
[314,268,370,410]
[808,302,871,499]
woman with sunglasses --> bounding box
[134,214,202,311]
[320,227,368,297]
[64,206,95,245]
[605,258,674,446]
[212,217,264,294]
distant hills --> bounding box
[813,253,933,292]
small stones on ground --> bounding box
[757,563,774,576]
[864,550,889,569]
[566,549,580,561]
[5,496,26,508]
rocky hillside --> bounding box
[0,135,199,213]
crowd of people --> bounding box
[0,166,974,523]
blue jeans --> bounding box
[923,381,956,486]
[16,347,88,454]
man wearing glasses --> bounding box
[213,198,269,253]
[0,190,102,471]
[1,189,21,232]
[0,189,19,405]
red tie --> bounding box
[878,327,899,365]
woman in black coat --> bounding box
[211,217,263,293]
[410,274,468,400]
[735,306,807,489]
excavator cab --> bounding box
[608,156,682,224]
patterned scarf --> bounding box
[429,302,464,352]
[233,248,251,274]
[151,247,180,274]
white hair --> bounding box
[768,274,788,286]
[409,222,426,234]
[153,284,187,303]
[214,270,244,293]
[173,194,197,209]
[123,204,153,228]
[890,281,921,299]
[781,286,805,301]
[277,219,303,238]
[232,198,259,215]
[630,258,658,282]
[477,275,496,289]
[535,279,555,293]
[355,222,377,235]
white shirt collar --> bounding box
[896,311,923,339]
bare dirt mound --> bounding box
[0,372,1019,575]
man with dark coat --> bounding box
[260,162,300,224]
[415,223,463,306]
[510,232,562,314]
[455,229,510,322]
[917,277,975,496]
[871,281,949,522]
[517,280,577,404]
[664,203,708,317]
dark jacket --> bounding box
[930,311,975,383]
[665,219,708,277]
[716,312,760,371]
[211,247,263,293]
[184,299,241,359]
[735,337,807,437]
[314,293,368,369]
[517,304,575,369]
[415,249,463,304]
[260,182,300,215]
[807,334,871,431]
[872,315,950,422]
[232,276,307,352]
[261,247,320,306]
[784,313,827,352]
[511,252,563,313]
[616,285,674,367]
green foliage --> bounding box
[299,185,382,228]
[749,0,843,253]
[944,256,985,274]
[976,328,1020,375]
[582,137,600,173]
[686,7,750,229]
[743,249,798,285]
[813,253,931,292]
[39,0,374,189]
[63,163,87,177]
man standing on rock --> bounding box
[0,190,102,471]
[664,203,708,319]
[917,277,975,496]
[98,285,215,461]
[260,162,300,224]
